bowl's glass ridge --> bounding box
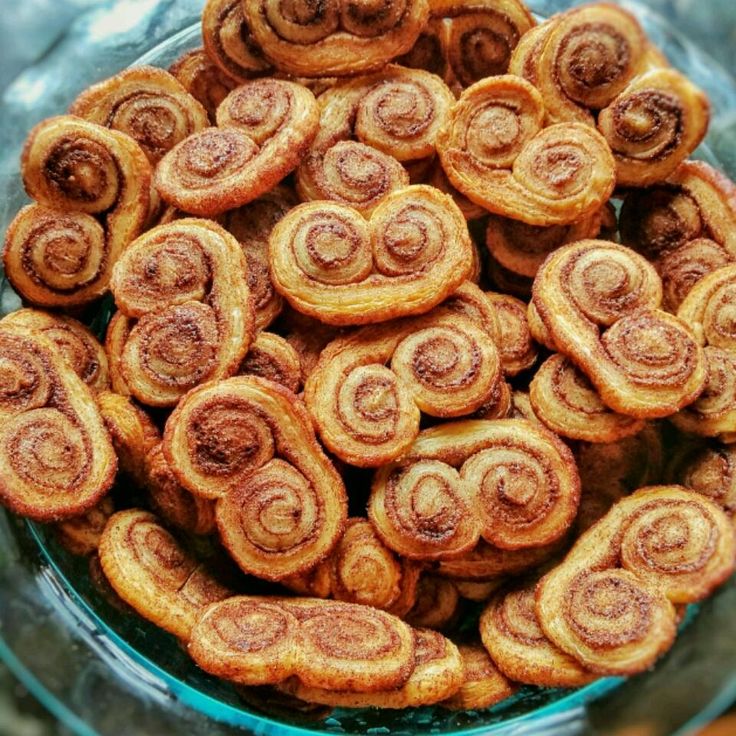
[1,2,736,735]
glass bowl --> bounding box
[1,1,736,734]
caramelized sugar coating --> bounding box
[4,116,151,307]
[164,376,347,580]
[480,576,597,687]
[305,310,503,467]
[369,419,580,559]
[537,486,735,674]
[437,76,616,225]
[70,66,209,163]
[155,79,319,216]
[242,0,430,77]
[109,218,253,407]
[532,240,707,418]
[530,354,645,443]
[99,509,231,640]
[269,186,474,325]
[0,326,116,521]
[189,595,416,691]
[238,332,302,394]
[278,628,463,708]
[3,309,109,392]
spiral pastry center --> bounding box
[178,129,258,181]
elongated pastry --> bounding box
[269,185,473,325]
[109,218,253,406]
[4,116,151,307]
[99,509,231,640]
[437,76,616,225]
[532,240,707,418]
[369,419,580,559]
[242,0,430,77]
[164,376,347,580]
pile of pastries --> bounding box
[1,0,735,718]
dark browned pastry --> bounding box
[238,332,302,393]
[55,496,115,556]
[169,47,238,120]
[0,326,117,521]
[70,66,209,163]
[221,185,298,330]
[405,575,460,629]
[99,509,231,640]
[4,116,151,307]
[242,0,430,77]
[155,79,319,216]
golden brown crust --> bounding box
[436,76,616,225]
[532,240,707,418]
[441,643,517,711]
[55,496,115,556]
[169,48,238,121]
[0,326,117,521]
[483,292,538,375]
[480,577,597,687]
[202,0,272,83]
[530,354,645,443]
[70,66,209,164]
[99,509,231,640]
[369,419,580,559]
[189,595,416,692]
[304,310,502,467]
[4,117,151,307]
[269,186,474,325]
[96,390,160,487]
[104,312,132,396]
[109,218,254,407]
[671,443,736,518]
[155,79,319,216]
[405,575,459,629]
[242,0,430,78]
[277,628,463,708]
[3,309,109,392]
[598,68,710,187]
[163,376,347,579]
[537,486,736,675]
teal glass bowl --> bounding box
[1,2,736,734]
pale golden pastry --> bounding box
[99,509,231,640]
[269,185,473,325]
[155,79,319,216]
[242,0,430,77]
[70,66,209,163]
[4,116,151,307]
[436,76,616,225]
[109,218,253,407]
[531,240,707,418]
[0,327,117,521]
